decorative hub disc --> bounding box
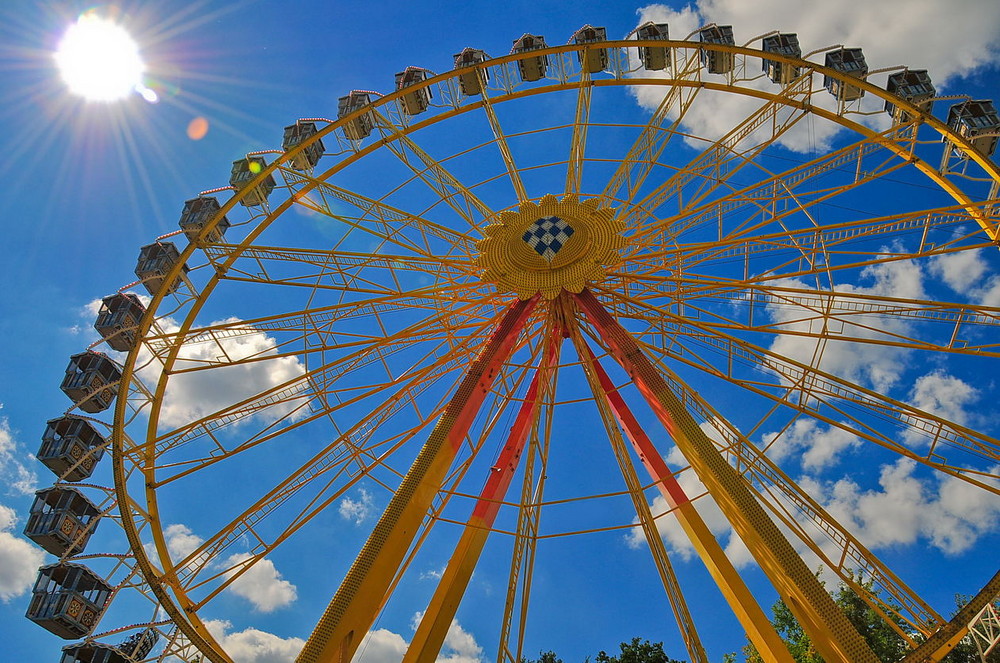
[476,194,625,299]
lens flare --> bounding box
[187,117,209,140]
[55,13,145,101]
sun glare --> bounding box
[55,14,146,102]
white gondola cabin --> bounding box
[636,22,670,71]
[699,25,735,74]
[946,99,1000,159]
[37,416,106,482]
[60,629,160,663]
[135,242,188,296]
[762,33,801,85]
[24,486,100,557]
[178,195,229,244]
[229,156,276,207]
[60,352,121,414]
[395,67,433,116]
[572,25,608,74]
[338,91,375,140]
[282,121,324,171]
[26,563,111,639]
[93,293,145,352]
[511,34,548,82]
[824,47,868,101]
[454,48,489,96]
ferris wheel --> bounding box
[22,21,1000,663]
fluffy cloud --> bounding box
[146,523,298,613]
[339,488,375,525]
[811,458,1000,554]
[761,418,861,471]
[908,370,977,428]
[354,628,408,663]
[223,552,298,613]
[0,503,45,602]
[135,315,307,430]
[765,256,924,393]
[205,619,305,663]
[929,249,1000,307]
[437,619,485,663]
[0,412,37,496]
[632,0,1000,152]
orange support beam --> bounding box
[297,296,539,663]
[404,330,562,663]
[578,339,793,663]
[573,288,878,663]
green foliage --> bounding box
[524,652,564,663]
[744,580,998,663]
[594,637,686,663]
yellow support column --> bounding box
[296,296,538,663]
[575,289,880,663]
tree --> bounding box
[744,580,999,663]
[524,652,564,663]
[594,637,686,663]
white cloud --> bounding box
[0,503,46,602]
[929,249,1000,307]
[625,445,742,564]
[144,522,205,571]
[402,615,485,663]
[136,315,307,429]
[765,256,925,393]
[811,458,1000,554]
[0,412,37,496]
[908,370,977,428]
[437,619,484,663]
[420,564,446,581]
[205,619,304,663]
[632,1,1000,152]
[355,628,408,663]
[761,418,861,471]
[223,552,298,613]
[146,523,297,612]
[339,488,375,525]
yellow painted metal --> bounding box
[404,327,561,663]
[570,309,794,663]
[599,50,702,210]
[370,107,494,227]
[478,70,529,203]
[615,300,1000,491]
[566,313,713,663]
[104,37,1000,663]
[496,399,553,663]
[617,349,942,640]
[575,289,880,663]
[296,297,537,663]
[565,67,592,196]
[477,194,625,299]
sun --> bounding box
[54,13,147,102]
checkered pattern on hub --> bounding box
[522,216,575,262]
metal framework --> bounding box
[26,29,1000,663]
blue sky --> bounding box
[1,1,999,662]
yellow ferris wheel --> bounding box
[24,22,1000,663]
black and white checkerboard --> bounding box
[522,216,575,262]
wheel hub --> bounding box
[475,193,626,299]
